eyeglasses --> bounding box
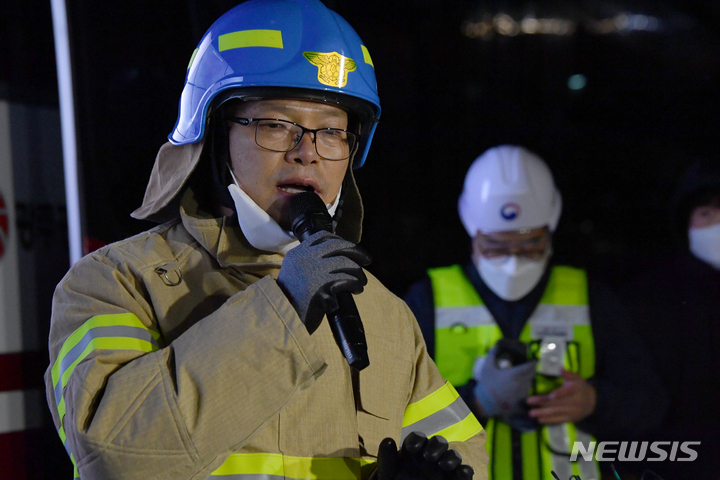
[226,117,357,161]
[474,228,551,260]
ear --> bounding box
[206,112,235,212]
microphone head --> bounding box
[288,192,334,241]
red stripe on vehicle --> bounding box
[0,430,27,479]
[0,352,47,392]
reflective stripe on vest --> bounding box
[51,313,162,479]
[428,264,599,480]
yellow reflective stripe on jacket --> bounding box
[50,313,161,476]
[210,453,376,479]
[402,381,482,443]
[208,387,481,479]
[218,29,284,51]
[52,313,160,417]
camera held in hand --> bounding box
[494,338,531,369]
[492,338,539,432]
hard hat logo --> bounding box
[458,146,562,235]
[501,202,521,221]
[303,52,357,87]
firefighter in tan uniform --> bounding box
[44,1,487,479]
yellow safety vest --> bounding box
[429,264,600,480]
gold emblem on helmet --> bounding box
[303,52,357,87]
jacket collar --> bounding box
[178,188,284,271]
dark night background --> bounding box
[6,0,720,294]
[60,1,720,294]
[2,0,719,477]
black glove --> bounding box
[277,231,371,333]
[371,432,474,480]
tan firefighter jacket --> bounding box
[45,144,488,480]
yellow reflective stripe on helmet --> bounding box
[361,45,374,67]
[219,29,284,52]
[188,48,199,70]
[211,453,363,479]
[402,381,482,443]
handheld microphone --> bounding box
[288,191,370,371]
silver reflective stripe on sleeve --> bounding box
[401,395,473,443]
[53,325,159,406]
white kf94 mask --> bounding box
[475,252,550,301]
[689,224,720,270]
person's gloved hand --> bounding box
[277,231,371,334]
[473,347,538,421]
[372,432,474,480]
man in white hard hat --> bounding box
[405,145,667,480]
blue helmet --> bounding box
[168,0,381,168]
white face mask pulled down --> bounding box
[474,251,551,301]
[689,224,720,270]
[226,168,341,254]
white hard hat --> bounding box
[458,145,562,235]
